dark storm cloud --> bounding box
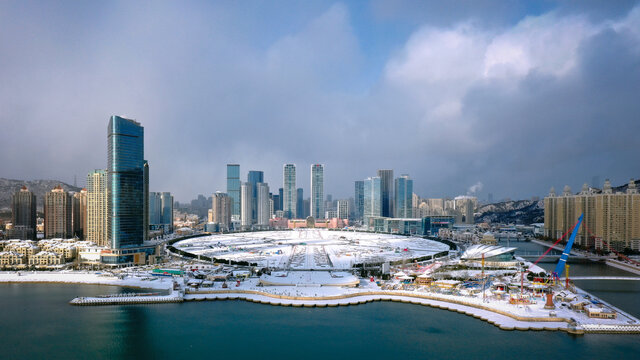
[0,1,639,202]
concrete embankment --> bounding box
[183,290,586,334]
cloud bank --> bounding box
[1,1,639,202]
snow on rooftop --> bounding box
[174,229,450,270]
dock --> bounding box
[69,290,183,306]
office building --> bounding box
[337,199,349,220]
[394,174,413,218]
[10,186,37,240]
[248,171,264,223]
[354,180,364,221]
[296,188,304,219]
[227,164,241,221]
[257,182,270,226]
[241,182,252,228]
[364,177,382,223]
[107,115,146,249]
[44,185,72,239]
[143,160,149,240]
[310,164,324,219]
[211,192,232,231]
[283,164,296,219]
[87,170,108,247]
[544,179,640,251]
[149,192,173,233]
[377,169,394,217]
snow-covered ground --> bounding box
[174,229,450,269]
[0,271,173,290]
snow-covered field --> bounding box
[174,229,450,269]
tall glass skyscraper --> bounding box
[227,164,241,221]
[296,188,304,219]
[394,174,413,218]
[354,180,364,220]
[283,164,296,219]
[377,169,394,217]
[310,164,324,219]
[364,176,382,223]
[107,116,145,249]
[247,170,264,223]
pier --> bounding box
[70,290,183,306]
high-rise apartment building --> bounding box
[337,199,349,220]
[211,192,232,231]
[311,164,324,219]
[227,164,241,221]
[283,164,297,219]
[377,169,394,217]
[72,189,87,239]
[107,115,145,249]
[241,182,253,228]
[87,170,108,246]
[257,182,270,226]
[354,180,364,221]
[394,175,413,218]
[544,179,640,251]
[248,171,264,223]
[364,176,382,222]
[10,186,37,240]
[44,185,72,239]
[454,196,477,224]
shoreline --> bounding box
[4,271,640,335]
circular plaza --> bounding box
[173,229,451,270]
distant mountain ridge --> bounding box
[0,178,81,211]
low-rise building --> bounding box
[28,251,64,266]
[0,251,26,266]
[586,305,617,319]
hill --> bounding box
[0,178,81,211]
[475,200,544,225]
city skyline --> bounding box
[1,1,640,202]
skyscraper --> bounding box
[143,160,149,241]
[394,174,413,218]
[248,171,264,224]
[161,192,173,233]
[150,192,162,225]
[364,176,382,223]
[227,164,241,221]
[311,164,324,219]
[211,192,232,231]
[107,115,145,249]
[257,182,270,226]
[354,180,364,221]
[44,185,72,239]
[72,189,88,239]
[337,199,349,220]
[283,164,296,219]
[377,169,394,217]
[87,170,108,247]
[296,188,304,219]
[10,186,37,240]
[241,182,252,228]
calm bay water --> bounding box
[1,240,639,359]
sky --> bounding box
[1,0,639,203]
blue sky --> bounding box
[1,0,639,202]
